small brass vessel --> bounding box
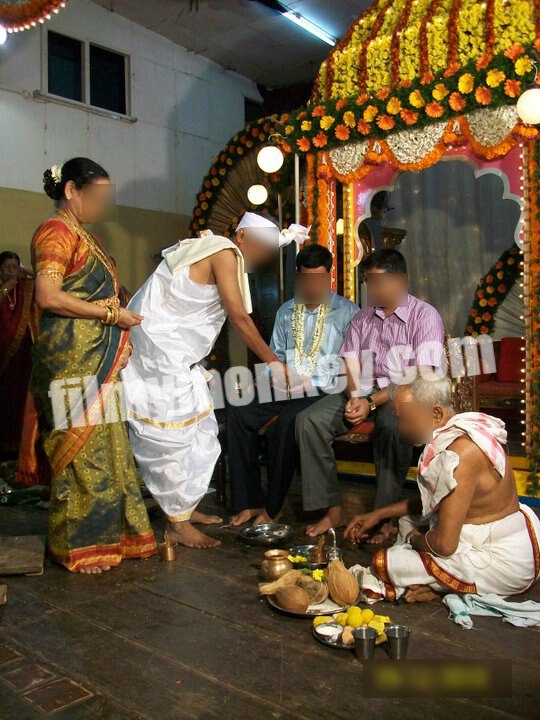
[261,549,293,581]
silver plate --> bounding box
[239,523,295,547]
[266,595,346,618]
[289,544,343,569]
[312,625,351,651]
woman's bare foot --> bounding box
[366,520,398,544]
[252,510,281,525]
[405,585,442,603]
[230,508,263,527]
[167,521,221,548]
[191,510,223,525]
[305,506,345,537]
[78,565,111,574]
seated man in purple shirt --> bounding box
[296,248,445,538]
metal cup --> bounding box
[353,626,377,662]
[386,624,410,660]
[158,541,176,562]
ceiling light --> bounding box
[281,10,335,46]
[257,145,284,173]
[0,26,7,45]
[247,184,268,205]
[517,83,540,125]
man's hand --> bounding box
[344,511,381,543]
[344,397,370,425]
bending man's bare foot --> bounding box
[230,508,263,527]
[191,510,223,525]
[252,510,281,525]
[78,565,111,574]
[367,520,398,544]
[405,584,442,603]
[167,521,221,548]
[305,506,345,538]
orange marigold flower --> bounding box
[466,325,473,333]
[296,111,306,120]
[505,43,525,62]
[312,105,326,117]
[432,83,449,101]
[487,297,498,307]
[335,124,350,141]
[386,97,402,115]
[497,284,507,293]
[495,261,504,269]
[475,86,492,105]
[476,55,491,70]
[297,137,311,151]
[458,73,474,94]
[507,257,515,265]
[357,119,371,135]
[376,86,391,100]
[336,99,347,110]
[425,102,444,118]
[312,132,328,148]
[449,92,466,112]
[409,90,425,108]
[482,312,492,322]
[470,309,478,317]
[486,69,505,88]
[486,275,493,283]
[355,93,369,106]
[480,326,490,335]
[377,114,395,131]
[343,110,356,128]
[477,290,485,298]
[400,108,418,125]
[363,105,379,122]
[401,79,412,88]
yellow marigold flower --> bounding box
[312,569,325,582]
[320,115,335,130]
[301,120,312,132]
[515,56,533,76]
[432,83,449,101]
[363,105,378,122]
[486,69,505,88]
[343,110,356,128]
[386,97,402,115]
[409,90,425,108]
[285,125,294,135]
[458,73,474,94]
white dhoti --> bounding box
[362,505,540,600]
[121,233,250,521]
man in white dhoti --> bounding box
[344,376,540,602]
[122,213,309,548]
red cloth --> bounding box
[497,337,524,383]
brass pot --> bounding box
[261,549,293,581]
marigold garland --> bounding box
[528,139,540,495]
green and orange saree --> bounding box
[31,216,157,571]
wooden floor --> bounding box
[1,481,540,720]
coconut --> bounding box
[327,559,359,606]
[258,570,303,596]
[274,586,311,613]
[296,575,329,604]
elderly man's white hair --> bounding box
[389,376,453,407]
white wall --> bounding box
[0,0,261,217]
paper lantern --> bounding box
[247,184,268,205]
[257,145,284,174]
[516,86,540,126]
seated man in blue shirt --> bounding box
[228,244,358,526]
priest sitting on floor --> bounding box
[228,243,358,526]
[344,376,540,603]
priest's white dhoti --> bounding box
[121,233,249,521]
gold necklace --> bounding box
[3,286,16,311]
[291,302,328,376]
[56,210,119,294]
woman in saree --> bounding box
[0,252,36,458]
[32,157,157,573]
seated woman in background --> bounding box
[30,157,157,573]
[0,251,36,459]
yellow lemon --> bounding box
[347,614,364,629]
[361,608,375,623]
[334,613,348,627]
[373,614,391,624]
[368,619,385,636]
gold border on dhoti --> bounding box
[129,402,214,429]
[167,508,195,523]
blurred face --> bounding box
[363,268,408,309]
[235,228,277,270]
[0,257,20,283]
[391,388,445,446]
[63,177,113,224]
[295,266,331,305]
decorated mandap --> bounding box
[190,0,540,498]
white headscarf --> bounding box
[236,211,310,248]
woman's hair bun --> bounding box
[43,168,62,201]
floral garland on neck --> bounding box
[292,303,329,376]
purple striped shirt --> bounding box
[338,294,445,389]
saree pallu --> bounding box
[32,224,156,571]
[0,278,35,455]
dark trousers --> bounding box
[295,392,413,511]
[228,395,322,517]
